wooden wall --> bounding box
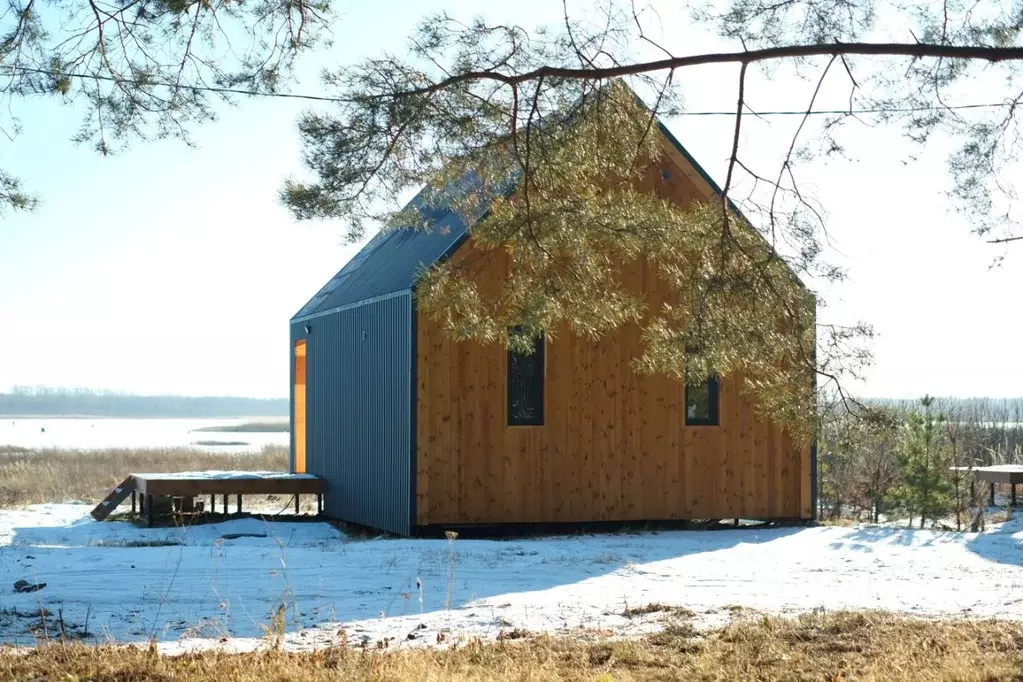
[415,144,812,527]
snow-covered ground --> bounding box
[2,504,1023,652]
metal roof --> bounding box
[291,176,495,322]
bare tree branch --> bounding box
[374,43,1023,100]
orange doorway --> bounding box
[294,340,307,474]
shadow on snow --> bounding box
[1,510,805,644]
[824,515,1023,568]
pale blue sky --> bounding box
[0,0,1020,399]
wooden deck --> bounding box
[91,472,325,523]
[952,465,1023,506]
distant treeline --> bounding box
[0,387,287,418]
[866,397,1023,423]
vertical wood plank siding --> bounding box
[415,154,812,527]
[293,294,413,535]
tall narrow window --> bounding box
[685,376,720,426]
[507,331,545,426]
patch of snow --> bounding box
[132,471,318,480]
[2,504,1023,652]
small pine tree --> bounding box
[891,396,955,529]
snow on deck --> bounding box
[132,471,320,480]
[2,504,1023,652]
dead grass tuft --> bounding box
[496,628,531,641]
[647,621,701,649]
[817,516,862,527]
[622,602,695,619]
[0,446,288,507]
[3,611,1022,681]
[988,508,1014,525]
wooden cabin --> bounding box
[290,116,816,536]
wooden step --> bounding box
[91,476,137,521]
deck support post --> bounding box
[1013,484,1017,508]
[237,494,242,514]
[131,491,137,514]
[991,481,997,507]
[295,495,300,515]
[316,493,322,514]
[145,494,153,527]
[211,494,215,513]
[223,494,228,514]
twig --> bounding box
[721,59,748,239]
[768,56,837,245]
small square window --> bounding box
[686,376,719,426]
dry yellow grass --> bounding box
[2,612,1023,681]
[0,446,288,507]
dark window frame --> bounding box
[685,375,720,426]
[507,331,545,426]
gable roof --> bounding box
[292,111,804,324]
[292,211,466,322]
[291,176,499,322]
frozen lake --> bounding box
[0,417,289,453]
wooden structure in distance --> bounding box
[952,465,1023,506]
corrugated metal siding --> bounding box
[291,294,413,535]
